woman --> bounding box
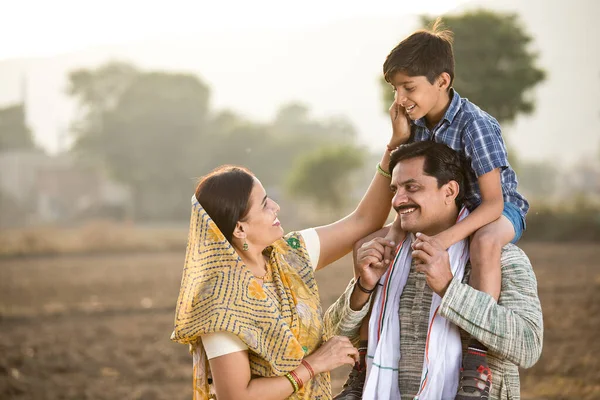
[171,131,404,400]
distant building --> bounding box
[0,150,131,226]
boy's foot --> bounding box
[455,343,492,399]
[333,365,366,400]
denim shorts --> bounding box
[503,202,526,244]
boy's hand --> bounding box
[383,224,404,264]
[429,232,453,251]
[389,99,411,145]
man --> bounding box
[325,141,543,399]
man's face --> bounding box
[390,156,453,235]
[389,71,445,123]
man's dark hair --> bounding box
[389,141,466,207]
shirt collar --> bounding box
[412,88,462,129]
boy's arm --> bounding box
[435,168,504,248]
[435,117,508,249]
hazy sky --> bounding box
[1,0,470,60]
[1,0,598,165]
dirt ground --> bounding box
[1,242,599,399]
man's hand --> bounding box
[389,98,411,146]
[411,233,454,297]
[355,237,396,290]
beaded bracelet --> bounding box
[301,359,315,379]
[284,372,299,393]
[376,163,392,179]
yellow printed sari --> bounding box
[171,198,330,399]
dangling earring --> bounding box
[243,239,249,251]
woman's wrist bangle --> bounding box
[301,359,315,379]
[376,163,392,179]
[290,369,304,390]
[356,277,375,294]
[285,372,300,393]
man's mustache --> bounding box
[394,204,419,214]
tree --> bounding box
[67,62,139,166]
[68,63,211,220]
[101,72,211,219]
[67,63,363,221]
[0,103,35,151]
[286,145,365,213]
[381,10,546,125]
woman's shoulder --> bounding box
[272,229,320,271]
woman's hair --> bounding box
[195,165,255,242]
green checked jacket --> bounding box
[324,244,544,400]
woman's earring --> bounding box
[243,239,249,251]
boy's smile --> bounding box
[390,72,451,130]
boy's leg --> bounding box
[333,306,371,400]
[469,215,515,300]
[456,215,516,400]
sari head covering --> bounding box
[171,196,331,399]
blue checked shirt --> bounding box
[409,89,529,218]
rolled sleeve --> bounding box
[323,278,372,344]
[439,245,544,368]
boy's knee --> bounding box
[471,228,502,254]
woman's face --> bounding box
[240,178,283,249]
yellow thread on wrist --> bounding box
[285,372,299,393]
[376,163,392,179]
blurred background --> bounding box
[1,0,599,399]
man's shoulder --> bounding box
[500,243,532,269]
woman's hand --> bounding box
[304,336,359,374]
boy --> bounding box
[334,19,528,400]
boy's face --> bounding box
[390,71,448,123]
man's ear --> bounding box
[437,72,451,91]
[232,222,246,240]
[444,180,460,204]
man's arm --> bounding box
[323,279,372,344]
[324,236,396,343]
[439,245,543,368]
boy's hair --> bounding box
[383,18,455,87]
[389,141,466,207]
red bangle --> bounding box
[289,369,304,389]
[301,359,315,379]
